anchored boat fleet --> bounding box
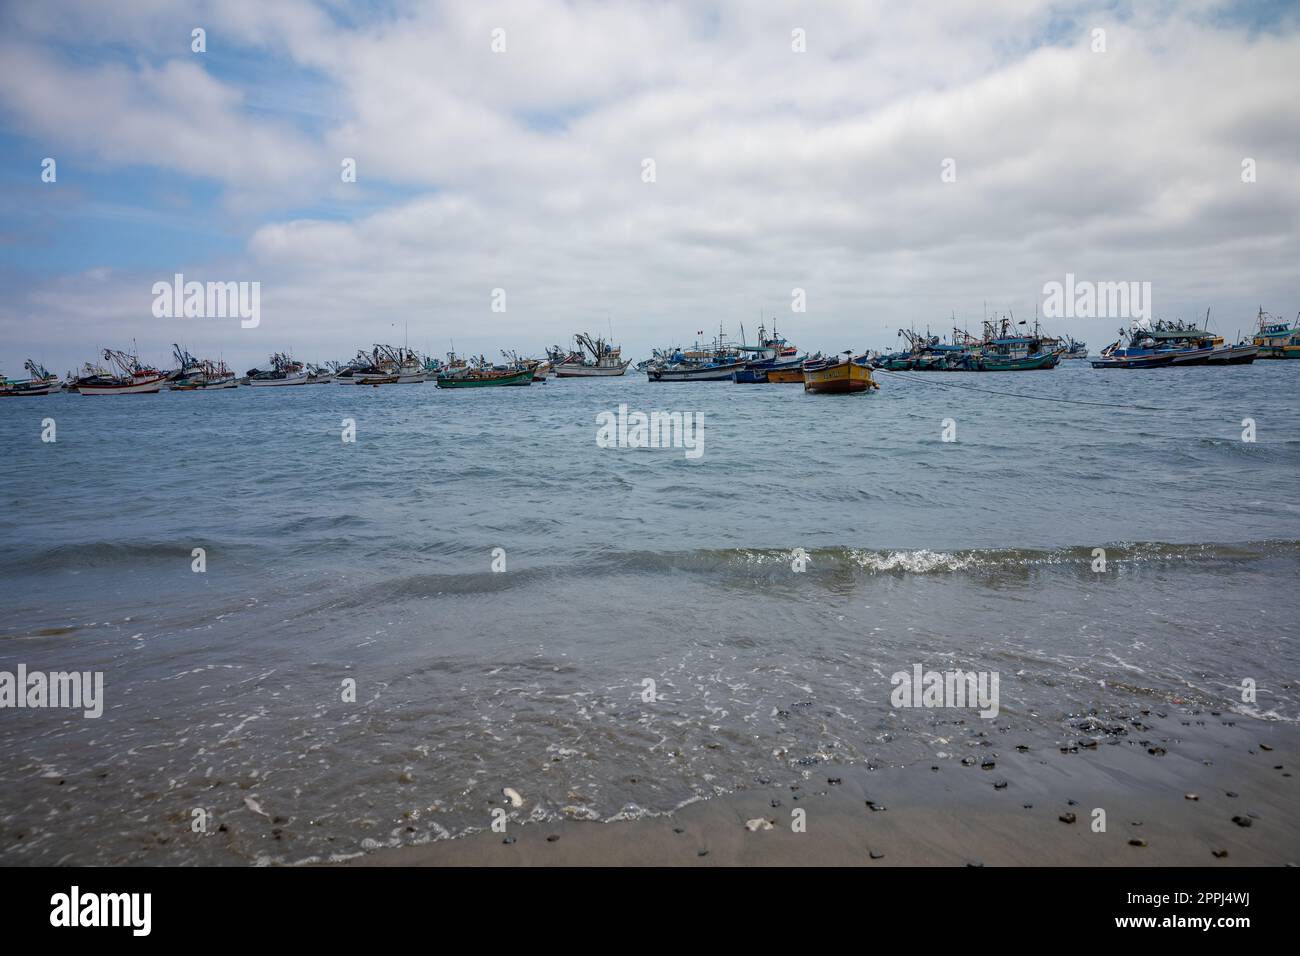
[4,307,1296,397]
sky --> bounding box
[1,0,1298,375]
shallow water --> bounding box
[1,362,1298,863]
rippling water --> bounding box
[1,362,1298,863]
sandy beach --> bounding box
[347,707,1297,866]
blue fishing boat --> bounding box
[1092,317,1258,369]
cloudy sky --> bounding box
[1,0,1297,374]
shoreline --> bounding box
[345,710,1297,866]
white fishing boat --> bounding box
[169,345,237,390]
[247,352,310,386]
[77,348,168,395]
[552,333,631,377]
[0,360,64,396]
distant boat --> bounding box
[1251,308,1300,359]
[552,333,631,377]
[247,352,310,386]
[0,360,63,396]
[1093,318,1259,368]
[803,353,879,393]
[649,357,747,381]
[169,345,236,390]
[436,363,533,388]
[77,348,168,395]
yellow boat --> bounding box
[803,354,879,393]
[765,366,805,383]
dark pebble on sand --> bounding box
[961,757,976,766]
[866,800,886,811]
[1023,803,1033,809]
[1213,849,1229,858]
[1067,799,1078,806]
[993,779,1008,790]
[502,835,516,844]
[1260,743,1273,751]
[673,827,685,834]
[546,834,560,842]
[1129,839,1147,847]
[828,777,842,785]
[980,757,995,769]
[966,860,984,867]
[1016,744,1030,752]
[697,848,709,857]
[1059,812,1076,824]
[1147,746,1166,756]
[869,850,884,860]
[1231,816,1252,828]
[770,799,781,808]
[1185,793,1199,801]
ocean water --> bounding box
[1,361,1298,864]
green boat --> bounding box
[435,366,533,388]
[1251,308,1300,359]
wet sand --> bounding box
[347,711,1297,866]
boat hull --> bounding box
[803,361,879,393]
[648,361,747,382]
[171,376,237,390]
[248,372,311,386]
[0,380,63,396]
[436,368,534,388]
[553,361,631,377]
[78,375,168,395]
[764,367,805,383]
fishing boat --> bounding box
[803,353,879,393]
[306,363,334,384]
[530,360,551,381]
[247,352,310,386]
[0,360,64,396]
[647,325,748,381]
[1059,336,1089,360]
[552,333,632,377]
[169,345,237,390]
[732,321,807,382]
[1251,308,1300,359]
[961,316,1060,371]
[648,355,747,381]
[436,356,533,388]
[763,349,827,383]
[1092,317,1258,369]
[78,348,168,395]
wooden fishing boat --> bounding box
[765,366,806,383]
[648,358,747,381]
[803,354,879,393]
[436,365,533,388]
